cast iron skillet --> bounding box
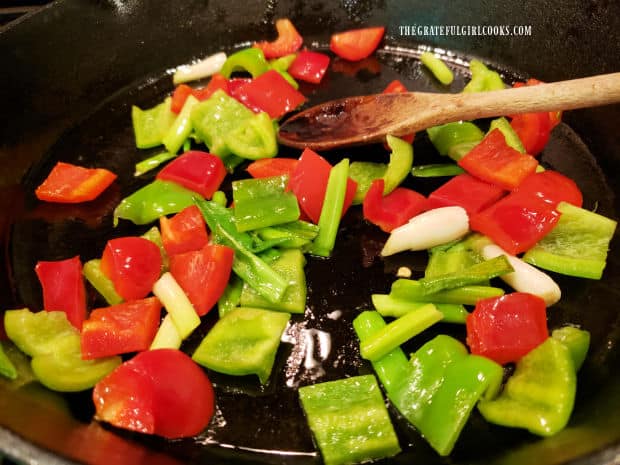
[1,1,620,464]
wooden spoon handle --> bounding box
[434,72,620,122]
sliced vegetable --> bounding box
[162,95,199,154]
[5,309,121,392]
[100,237,162,301]
[113,179,202,226]
[288,51,330,83]
[232,174,300,232]
[0,342,17,380]
[310,158,349,257]
[426,121,484,157]
[359,305,443,361]
[299,374,401,465]
[382,135,414,195]
[152,272,200,339]
[192,307,290,384]
[169,243,234,316]
[35,256,87,330]
[552,326,590,371]
[173,51,227,84]
[149,314,182,350]
[390,279,504,305]
[35,162,117,204]
[381,206,469,256]
[513,170,583,208]
[220,47,270,78]
[131,98,176,149]
[462,59,505,93]
[427,173,505,215]
[480,244,561,306]
[362,179,428,233]
[511,111,552,155]
[488,117,526,153]
[160,205,209,256]
[218,276,244,318]
[81,297,162,359]
[420,51,454,85]
[288,148,357,224]
[93,348,215,438]
[156,150,226,199]
[329,27,385,61]
[477,337,576,436]
[349,161,387,204]
[247,157,299,179]
[458,129,538,190]
[410,163,464,177]
[372,294,469,324]
[523,202,617,279]
[224,111,278,159]
[466,292,548,365]
[232,69,306,118]
[470,189,560,256]
[134,151,176,177]
[239,248,306,313]
[254,19,303,59]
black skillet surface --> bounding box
[1,1,620,465]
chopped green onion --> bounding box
[411,163,464,177]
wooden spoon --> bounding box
[278,72,620,150]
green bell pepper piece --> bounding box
[224,112,278,160]
[298,374,401,465]
[478,337,576,437]
[310,158,349,257]
[489,117,526,153]
[382,135,413,195]
[463,59,506,93]
[420,51,454,85]
[4,309,121,392]
[269,54,297,72]
[0,342,17,380]
[359,306,443,361]
[371,294,469,324]
[390,279,504,305]
[348,161,387,204]
[354,314,503,456]
[190,89,254,157]
[131,97,176,149]
[141,225,169,272]
[426,121,484,156]
[220,47,270,78]
[448,140,479,161]
[552,326,590,371]
[163,95,199,154]
[232,175,300,232]
[192,307,290,384]
[113,179,202,226]
[134,151,176,177]
[411,163,464,177]
[240,248,307,313]
[522,201,617,279]
[83,259,123,305]
[211,190,228,207]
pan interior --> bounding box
[5,44,620,465]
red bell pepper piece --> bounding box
[35,161,117,204]
[382,80,415,144]
[81,297,162,360]
[232,69,306,119]
[35,256,87,330]
[246,157,299,179]
[93,348,215,438]
[513,170,583,208]
[470,189,560,255]
[427,173,505,215]
[160,205,209,256]
[156,150,226,199]
[363,179,428,232]
[288,51,330,84]
[466,292,548,365]
[458,129,539,190]
[330,27,385,61]
[288,148,357,224]
[254,18,303,59]
[169,243,234,316]
[100,237,162,301]
[170,75,230,113]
